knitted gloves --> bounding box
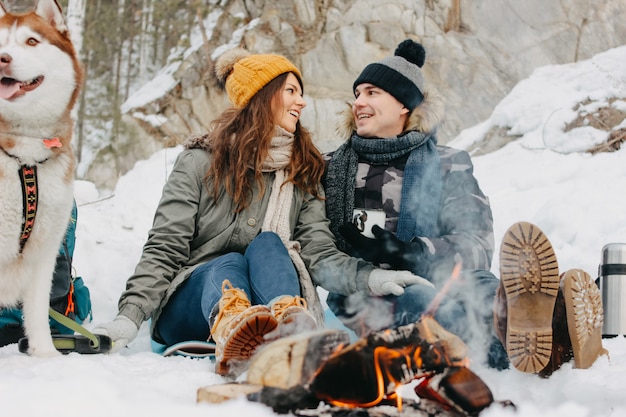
[368,269,433,296]
[340,222,428,274]
[93,315,138,353]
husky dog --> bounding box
[0,0,82,356]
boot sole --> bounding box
[562,269,608,369]
[500,222,560,373]
[216,311,278,377]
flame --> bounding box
[319,314,471,410]
[313,262,474,411]
[324,339,440,410]
[326,345,410,410]
[324,334,470,410]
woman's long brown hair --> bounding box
[207,72,324,212]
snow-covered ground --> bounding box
[1,45,626,417]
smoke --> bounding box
[322,266,499,365]
[437,268,499,364]
[338,292,394,337]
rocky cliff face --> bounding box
[87,0,626,189]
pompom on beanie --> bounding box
[215,48,302,109]
[353,39,427,110]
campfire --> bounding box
[198,315,509,416]
[198,264,512,416]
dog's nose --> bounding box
[0,53,12,69]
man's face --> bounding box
[352,83,409,138]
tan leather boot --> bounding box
[561,269,608,369]
[495,224,608,377]
[539,269,609,376]
[497,222,560,373]
[267,295,318,340]
[496,276,571,377]
[210,280,278,377]
[498,270,606,378]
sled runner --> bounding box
[162,340,216,359]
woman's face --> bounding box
[273,72,306,133]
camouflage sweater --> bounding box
[323,97,494,285]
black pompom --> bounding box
[394,39,426,68]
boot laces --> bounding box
[272,295,308,320]
[210,279,251,334]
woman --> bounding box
[95,48,428,378]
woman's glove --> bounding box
[93,315,139,353]
[368,269,433,296]
[340,223,427,272]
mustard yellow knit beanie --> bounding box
[215,48,302,108]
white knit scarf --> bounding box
[260,128,324,325]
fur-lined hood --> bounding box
[183,133,211,151]
[335,87,445,139]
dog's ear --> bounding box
[35,0,68,34]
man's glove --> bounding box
[93,315,139,353]
[340,222,428,273]
[368,269,434,296]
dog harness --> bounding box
[19,165,39,253]
[0,142,57,254]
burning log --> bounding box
[197,317,511,416]
[247,329,351,389]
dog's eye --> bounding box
[26,38,39,46]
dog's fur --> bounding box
[0,0,82,356]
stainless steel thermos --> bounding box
[598,243,626,337]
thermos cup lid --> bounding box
[601,243,626,265]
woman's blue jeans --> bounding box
[155,232,300,345]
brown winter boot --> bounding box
[494,275,571,377]
[496,276,572,377]
[498,269,608,378]
[497,222,560,373]
[266,295,318,340]
[537,283,573,377]
[210,280,278,377]
[561,269,608,369]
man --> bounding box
[323,39,607,375]
[323,39,506,369]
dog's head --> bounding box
[0,0,82,126]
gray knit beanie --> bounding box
[353,39,426,110]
